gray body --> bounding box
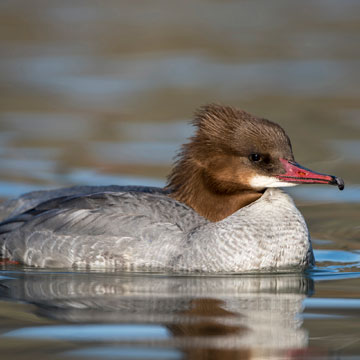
[0,186,314,272]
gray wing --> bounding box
[0,192,208,269]
[0,191,207,234]
[0,185,168,221]
[1,210,183,269]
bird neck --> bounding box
[166,161,263,222]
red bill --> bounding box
[277,158,344,190]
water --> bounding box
[0,0,359,359]
[1,263,360,359]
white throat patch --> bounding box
[249,175,299,190]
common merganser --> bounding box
[0,105,344,272]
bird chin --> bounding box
[249,175,299,190]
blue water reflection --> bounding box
[315,250,360,263]
[304,298,360,309]
[2,56,360,99]
[4,324,171,341]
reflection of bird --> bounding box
[0,273,312,359]
[168,298,250,360]
[170,298,245,337]
[0,105,343,271]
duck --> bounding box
[0,104,344,272]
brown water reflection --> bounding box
[0,1,360,359]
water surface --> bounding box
[0,1,359,359]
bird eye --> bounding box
[249,153,261,162]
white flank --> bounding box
[249,175,298,190]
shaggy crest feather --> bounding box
[166,104,294,221]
